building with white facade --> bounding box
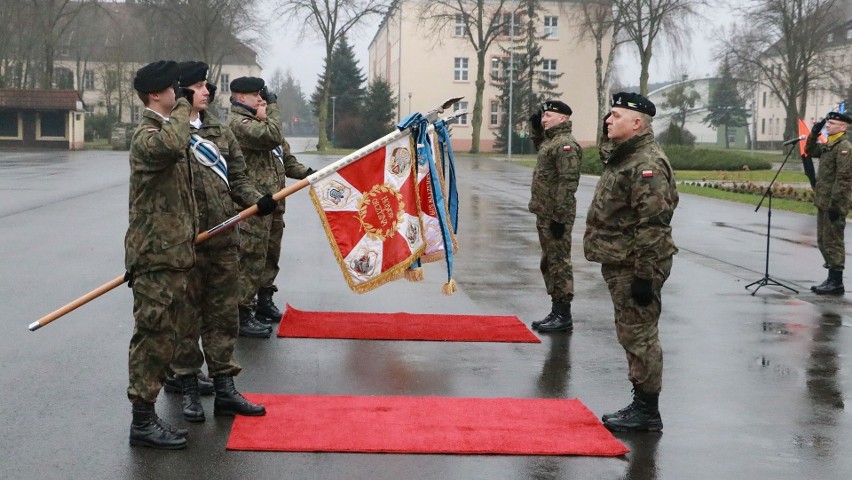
[368,0,608,151]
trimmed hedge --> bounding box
[580,145,772,175]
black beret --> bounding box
[133,60,179,93]
[178,61,208,87]
[541,100,572,116]
[826,111,852,124]
[612,91,656,117]
[230,76,265,93]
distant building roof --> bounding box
[0,89,83,110]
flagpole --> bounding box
[29,101,466,332]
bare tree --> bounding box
[614,0,704,95]
[720,0,841,141]
[575,0,627,139]
[274,0,389,150]
[29,0,98,88]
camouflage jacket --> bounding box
[270,139,313,213]
[190,110,264,251]
[124,99,197,275]
[805,132,852,213]
[583,132,679,278]
[528,121,582,224]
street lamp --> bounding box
[507,9,516,161]
[331,96,337,146]
[408,92,412,114]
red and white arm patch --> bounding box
[562,145,572,151]
[241,118,251,124]
[841,150,849,156]
[641,169,654,178]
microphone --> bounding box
[782,135,806,146]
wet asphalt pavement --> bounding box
[1,147,850,479]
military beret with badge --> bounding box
[230,76,265,93]
[541,100,572,116]
[826,111,852,124]
[133,60,179,93]
[611,91,656,117]
[178,61,209,87]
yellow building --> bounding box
[368,0,607,151]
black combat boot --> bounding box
[213,375,266,417]
[814,269,845,295]
[178,375,205,423]
[164,371,214,396]
[603,389,663,432]
[811,271,832,292]
[256,286,284,324]
[537,302,573,333]
[239,306,272,338]
[129,402,188,450]
[601,385,639,422]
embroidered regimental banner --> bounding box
[309,134,425,294]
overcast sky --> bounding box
[259,4,725,97]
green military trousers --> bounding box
[817,209,846,270]
[536,216,574,304]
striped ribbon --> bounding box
[190,134,229,188]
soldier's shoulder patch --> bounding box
[842,150,849,156]
[241,118,251,124]
[562,145,572,152]
[641,169,654,178]
[146,128,160,133]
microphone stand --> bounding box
[745,142,800,296]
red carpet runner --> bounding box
[227,394,628,456]
[277,305,540,343]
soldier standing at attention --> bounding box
[805,111,852,295]
[528,100,582,333]
[125,60,196,449]
[166,61,272,424]
[256,139,315,325]
[584,92,678,433]
[227,76,283,337]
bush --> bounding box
[85,113,117,142]
[579,144,772,174]
[658,123,696,146]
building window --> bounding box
[38,111,66,139]
[847,28,852,40]
[827,32,834,42]
[542,59,557,81]
[490,100,500,126]
[502,13,521,36]
[490,57,501,81]
[220,73,230,93]
[131,105,141,123]
[761,118,765,134]
[454,101,468,125]
[762,91,766,107]
[0,110,22,139]
[83,70,95,90]
[454,14,468,37]
[544,16,558,38]
[454,57,469,81]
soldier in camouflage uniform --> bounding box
[166,61,273,424]
[805,111,852,295]
[527,100,582,333]
[256,139,315,324]
[124,60,197,450]
[584,92,678,432]
[227,76,284,336]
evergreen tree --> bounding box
[492,0,560,154]
[269,69,315,136]
[361,78,397,143]
[310,36,366,145]
[704,59,749,149]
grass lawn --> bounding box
[675,170,809,184]
[85,139,113,150]
[677,184,819,215]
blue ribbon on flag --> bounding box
[433,120,458,233]
[398,113,455,289]
[190,134,229,188]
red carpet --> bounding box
[277,305,540,343]
[227,394,629,456]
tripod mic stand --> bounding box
[745,144,800,296]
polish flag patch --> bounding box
[641,169,654,178]
[562,145,572,151]
[842,150,849,156]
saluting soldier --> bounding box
[528,100,582,333]
[166,61,272,424]
[227,76,283,337]
[805,111,852,295]
[256,139,316,325]
[584,92,678,433]
[125,60,196,450]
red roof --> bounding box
[0,89,82,110]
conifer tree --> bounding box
[704,59,749,149]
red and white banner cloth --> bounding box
[416,135,458,263]
[310,135,425,293]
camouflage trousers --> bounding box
[817,209,846,270]
[601,257,673,394]
[260,211,284,288]
[171,246,242,379]
[127,269,192,403]
[238,215,271,308]
[536,216,574,304]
